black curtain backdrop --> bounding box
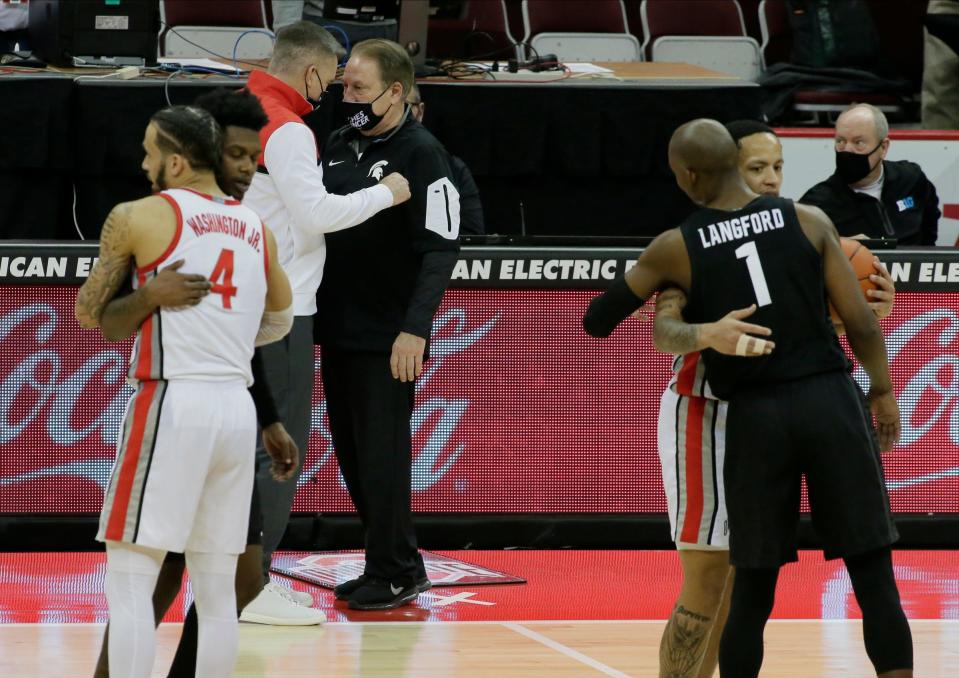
[0,76,762,240]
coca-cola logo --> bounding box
[852,309,959,447]
[299,308,500,492]
[0,302,499,495]
[1,291,958,513]
[0,303,130,448]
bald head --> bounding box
[668,119,752,206]
[836,103,888,145]
[669,119,739,175]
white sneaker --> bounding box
[265,580,314,607]
[240,584,325,626]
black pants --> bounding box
[322,349,425,582]
[255,317,314,579]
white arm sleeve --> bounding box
[264,123,394,237]
[255,305,293,347]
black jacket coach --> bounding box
[317,110,461,352]
[801,160,940,246]
[315,107,460,590]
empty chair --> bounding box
[522,0,641,61]
[759,0,904,123]
[641,0,762,80]
[428,0,525,61]
[758,0,791,67]
[160,0,274,60]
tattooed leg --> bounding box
[659,550,731,678]
[696,567,733,678]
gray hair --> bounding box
[270,21,344,73]
[842,103,889,141]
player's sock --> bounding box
[185,550,240,678]
[845,547,913,673]
[104,541,166,677]
[718,566,779,678]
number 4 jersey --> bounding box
[127,188,269,386]
[677,195,847,400]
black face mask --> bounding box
[343,86,392,131]
[835,140,884,184]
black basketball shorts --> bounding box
[723,370,898,569]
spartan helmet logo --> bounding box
[368,160,389,181]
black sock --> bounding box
[166,603,199,678]
[845,548,913,673]
[718,566,779,678]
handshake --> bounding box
[379,172,411,205]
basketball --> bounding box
[829,238,880,322]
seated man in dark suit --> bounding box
[801,103,941,246]
[407,83,485,236]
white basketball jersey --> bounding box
[128,188,269,386]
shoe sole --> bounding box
[348,590,419,611]
[239,611,326,626]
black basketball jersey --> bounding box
[679,195,848,399]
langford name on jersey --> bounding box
[697,208,785,249]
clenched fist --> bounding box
[380,172,411,205]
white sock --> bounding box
[186,550,240,678]
[104,541,166,678]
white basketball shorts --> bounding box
[657,387,730,550]
[98,380,256,555]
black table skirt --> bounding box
[0,75,762,239]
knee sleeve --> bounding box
[105,542,166,678]
[845,548,913,673]
[185,551,240,678]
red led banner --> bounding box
[0,287,957,514]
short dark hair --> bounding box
[271,21,344,72]
[194,88,268,133]
[725,120,778,146]
[150,105,222,172]
[351,39,414,96]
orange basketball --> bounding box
[829,238,879,322]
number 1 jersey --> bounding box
[127,188,269,386]
[677,195,847,399]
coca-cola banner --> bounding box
[1,285,957,514]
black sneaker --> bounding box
[334,575,368,601]
[337,574,430,600]
[347,578,419,610]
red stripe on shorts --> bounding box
[104,379,158,540]
[679,395,706,543]
[676,352,700,395]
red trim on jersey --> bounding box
[180,187,241,206]
[676,352,700,395]
[104,380,158,541]
[139,193,183,273]
[679,396,707,544]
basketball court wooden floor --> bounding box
[2,550,957,676]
